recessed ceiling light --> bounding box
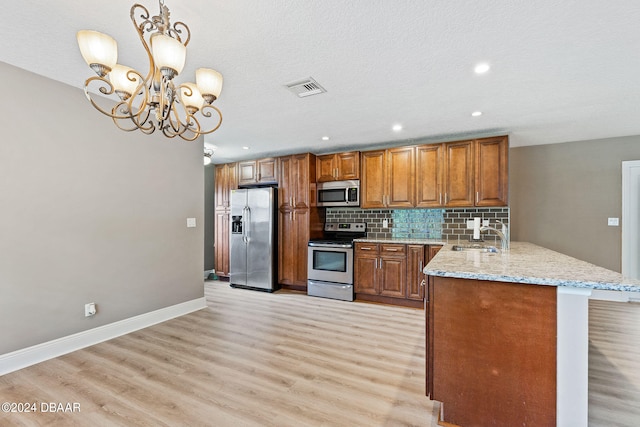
[471,111,483,117]
[242,146,249,150]
[322,136,330,141]
[474,63,490,74]
[392,124,403,132]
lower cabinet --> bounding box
[354,242,442,307]
[278,208,310,289]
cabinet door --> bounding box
[416,144,443,207]
[292,209,310,286]
[475,136,508,206]
[407,245,426,300]
[361,150,386,208]
[336,152,360,180]
[444,140,474,207]
[278,156,293,209]
[379,256,406,298]
[387,146,416,208]
[278,210,295,285]
[355,254,378,295]
[292,154,310,209]
[257,158,278,183]
[238,161,257,186]
[316,154,337,182]
[428,245,442,261]
[214,210,229,276]
[214,165,228,210]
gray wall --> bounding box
[510,135,640,272]
[0,62,205,355]
[204,164,215,271]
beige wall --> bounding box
[510,135,640,272]
[0,62,205,354]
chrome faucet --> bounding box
[480,220,509,250]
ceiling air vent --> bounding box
[285,77,327,98]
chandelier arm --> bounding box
[196,105,223,135]
[170,21,190,46]
[84,77,139,121]
[130,4,158,86]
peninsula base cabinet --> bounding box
[426,276,556,426]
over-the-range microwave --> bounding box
[316,180,360,207]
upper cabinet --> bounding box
[362,135,509,209]
[237,157,278,186]
[316,152,360,182]
[214,163,237,210]
[475,136,509,206]
[361,147,415,208]
[443,140,475,207]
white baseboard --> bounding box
[0,297,207,376]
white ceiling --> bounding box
[3,0,640,164]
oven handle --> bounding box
[308,242,353,248]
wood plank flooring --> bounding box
[2,282,639,426]
[0,281,439,426]
[588,299,640,427]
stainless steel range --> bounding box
[307,222,366,301]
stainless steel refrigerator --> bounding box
[229,187,276,291]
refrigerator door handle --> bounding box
[245,206,251,242]
[242,207,248,243]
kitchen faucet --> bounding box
[480,220,509,250]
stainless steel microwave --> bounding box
[317,180,360,207]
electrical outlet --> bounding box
[466,220,474,229]
[85,302,96,317]
[187,218,196,228]
[608,217,619,226]
[382,219,388,228]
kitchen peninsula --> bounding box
[423,242,640,427]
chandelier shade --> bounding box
[77,0,223,141]
[150,33,186,79]
[76,30,118,76]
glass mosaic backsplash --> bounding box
[325,207,509,244]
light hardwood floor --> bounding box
[2,282,639,426]
[0,281,439,426]
[588,299,640,427]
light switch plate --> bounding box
[607,217,619,226]
[187,218,197,228]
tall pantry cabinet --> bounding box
[278,153,324,290]
[214,163,237,278]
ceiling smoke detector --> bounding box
[285,77,327,98]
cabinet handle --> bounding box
[385,248,399,252]
[444,193,448,204]
[420,279,426,287]
[439,193,442,205]
[334,168,338,178]
[379,258,383,270]
[476,191,479,204]
[360,247,372,250]
[293,196,296,207]
[290,197,293,207]
[375,258,377,269]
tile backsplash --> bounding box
[326,207,509,244]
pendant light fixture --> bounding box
[77,0,223,141]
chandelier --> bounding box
[76,0,223,141]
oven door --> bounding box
[307,243,354,284]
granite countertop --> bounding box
[424,241,640,292]
[354,237,447,245]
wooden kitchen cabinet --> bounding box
[416,144,443,208]
[407,245,426,301]
[361,147,415,208]
[237,157,278,186]
[475,136,509,206]
[443,139,475,207]
[277,153,323,290]
[355,242,420,307]
[427,277,556,426]
[214,163,237,278]
[316,151,360,182]
[361,135,508,209]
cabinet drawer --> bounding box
[355,243,379,253]
[380,244,406,255]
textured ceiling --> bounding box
[2,0,640,163]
